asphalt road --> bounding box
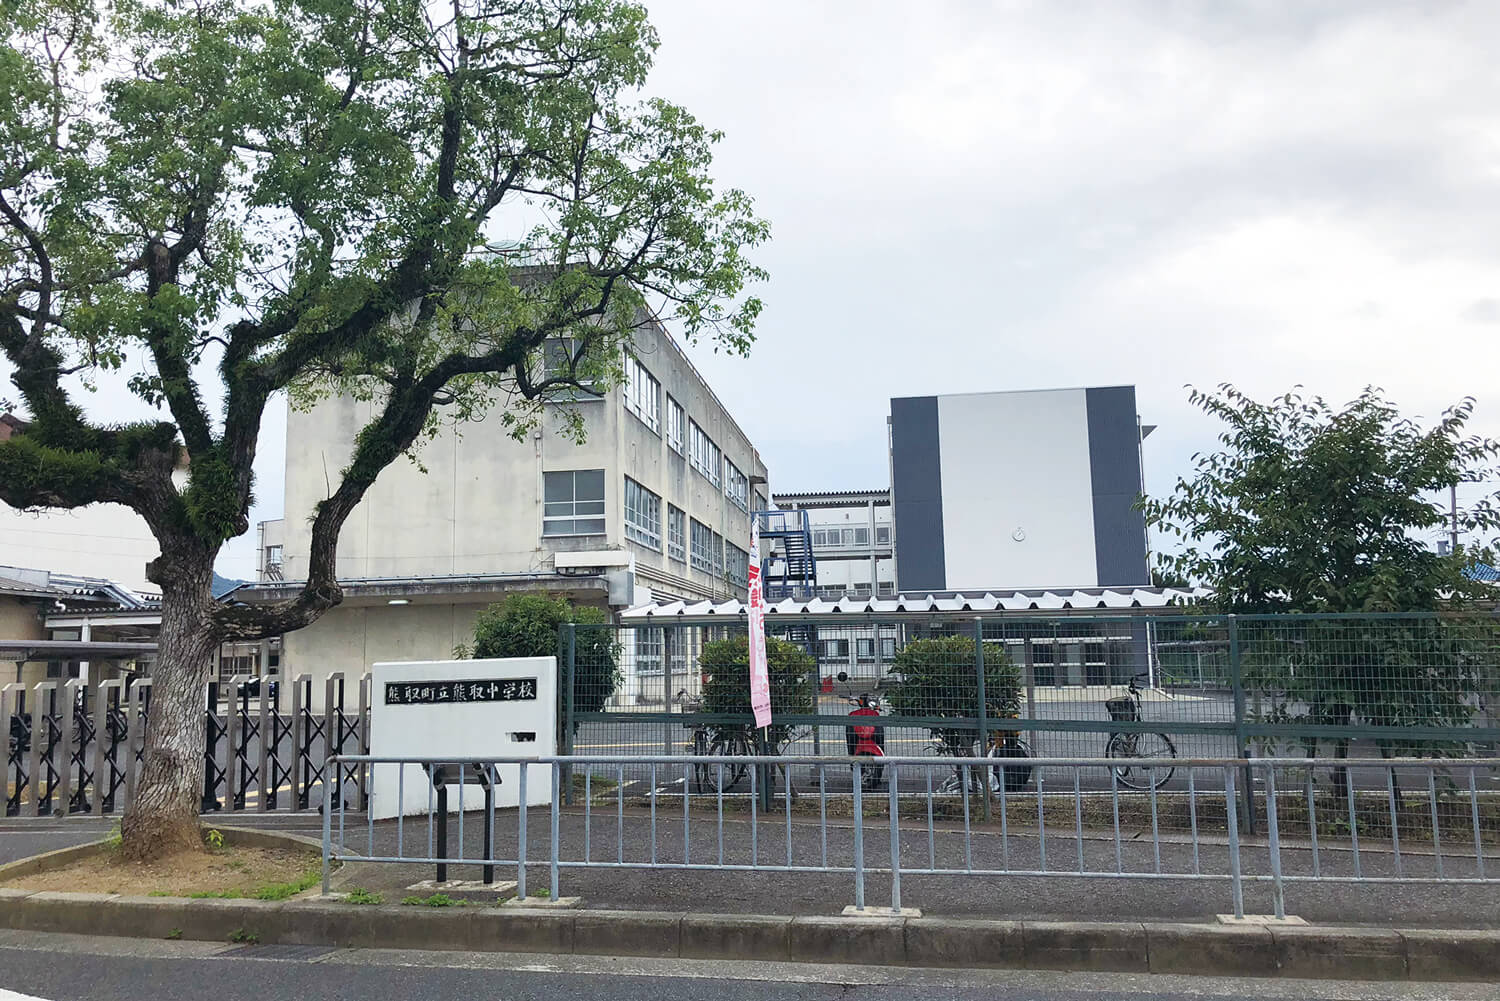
[0,929,1489,1001]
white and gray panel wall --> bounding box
[890,387,1149,592]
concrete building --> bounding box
[769,490,894,601]
[889,386,1151,593]
[236,318,770,704]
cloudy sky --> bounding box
[9,0,1500,580]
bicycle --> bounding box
[677,689,750,793]
[924,716,1034,795]
[1103,673,1177,790]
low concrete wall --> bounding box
[0,889,1495,981]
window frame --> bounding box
[667,505,687,563]
[623,477,662,551]
[666,396,686,455]
[542,469,607,537]
[623,354,661,434]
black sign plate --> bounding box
[384,678,538,705]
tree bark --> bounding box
[120,561,219,860]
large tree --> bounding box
[0,0,766,858]
[1141,385,1500,768]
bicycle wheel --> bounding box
[987,738,1033,793]
[1106,732,1176,790]
[690,732,713,793]
[707,732,750,791]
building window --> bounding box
[726,543,749,588]
[712,530,724,578]
[725,462,749,512]
[876,525,890,544]
[624,355,660,434]
[543,469,606,536]
[624,477,662,550]
[812,530,828,547]
[877,581,895,597]
[752,490,767,512]
[667,505,686,563]
[666,397,685,455]
[636,627,663,676]
[881,637,897,659]
[820,638,849,660]
[853,527,869,546]
[541,337,598,387]
[689,421,721,487]
[690,519,718,574]
[856,638,875,661]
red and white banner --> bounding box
[747,520,772,729]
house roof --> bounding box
[0,566,152,609]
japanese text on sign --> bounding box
[384,678,538,706]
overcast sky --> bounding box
[9,0,1500,581]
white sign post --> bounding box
[748,522,772,730]
[368,657,557,820]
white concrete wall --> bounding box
[937,390,1098,590]
[0,503,159,595]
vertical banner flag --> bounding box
[747,520,772,729]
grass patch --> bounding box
[343,887,383,905]
[165,928,182,940]
[400,893,465,907]
[227,928,259,945]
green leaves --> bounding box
[2,0,768,586]
[1140,385,1500,614]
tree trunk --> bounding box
[121,564,219,861]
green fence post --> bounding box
[1228,614,1254,835]
[564,622,576,807]
[975,617,991,823]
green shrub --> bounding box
[700,635,816,750]
[343,888,383,905]
[472,594,621,738]
[401,893,464,907]
[884,636,1022,753]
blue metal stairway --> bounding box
[753,509,817,602]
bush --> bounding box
[699,635,816,751]
[471,594,621,738]
[884,635,1022,753]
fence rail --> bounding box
[2,673,370,817]
[324,753,1500,918]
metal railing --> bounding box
[322,753,1500,918]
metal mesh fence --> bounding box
[567,613,1500,806]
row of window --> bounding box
[819,637,899,662]
[813,582,896,600]
[624,354,753,504]
[811,525,891,549]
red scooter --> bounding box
[844,694,886,790]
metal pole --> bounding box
[888,764,901,912]
[483,777,495,886]
[974,618,990,823]
[1264,764,1285,920]
[1224,765,1244,919]
[1227,615,1254,834]
[852,761,865,911]
[435,780,448,884]
[1451,482,1460,554]
[517,765,528,899]
[551,764,561,901]
[320,755,333,895]
[563,624,576,807]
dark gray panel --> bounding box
[1085,386,1150,587]
[889,396,946,592]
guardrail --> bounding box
[322,754,1500,918]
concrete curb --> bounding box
[0,891,1495,981]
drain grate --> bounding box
[220,944,339,961]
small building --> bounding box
[0,566,158,687]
